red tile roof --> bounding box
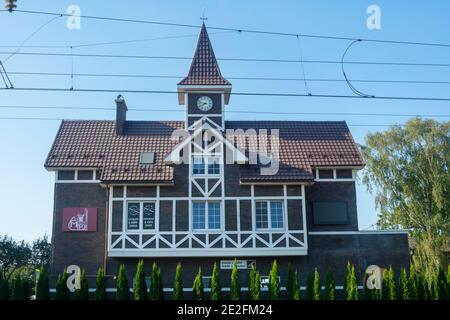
[178,23,231,86]
[45,120,364,183]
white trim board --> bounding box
[308,230,409,235]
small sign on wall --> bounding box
[220,260,256,270]
[62,208,97,232]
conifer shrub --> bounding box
[173,263,183,300]
[95,268,106,300]
[210,262,221,300]
[230,260,240,300]
[192,268,204,300]
[134,260,147,300]
[268,260,280,300]
[116,265,130,300]
[35,267,50,300]
[324,270,335,300]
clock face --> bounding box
[197,96,213,112]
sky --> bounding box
[0,0,449,242]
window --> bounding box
[127,202,156,230]
[336,169,353,179]
[192,202,221,230]
[315,168,355,181]
[77,170,94,180]
[255,201,284,230]
[192,156,221,175]
[318,169,334,179]
[57,170,75,180]
[312,202,348,225]
[140,152,155,165]
[192,157,205,175]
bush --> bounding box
[11,274,23,300]
[0,270,9,300]
[268,260,280,300]
[150,262,164,300]
[292,270,301,300]
[248,267,261,300]
[95,268,106,300]
[35,267,50,300]
[324,270,335,300]
[173,263,183,300]
[344,262,358,300]
[398,268,409,300]
[76,269,89,300]
[210,262,221,300]
[382,266,396,300]
[134,260,147,300]
[192,268,204,300]
[116,265,130,300]
[306,269,320,300]
[416,270,429,300]
[408,264,418,300]
[230,260,240,300]
[21,276,30,300]
[55,271,70,300]
[436,267,448,300]
[286,262,294,300]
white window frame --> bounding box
[126,201,157,232]
[55,168,99,183]
[254,200,285,231]
[314,168,356,182]
[192,155,221,176]
[192,201,222,231]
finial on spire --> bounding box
[200,7,208,23]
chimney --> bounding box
[115,94,127,135]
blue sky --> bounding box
[0,0,449,241]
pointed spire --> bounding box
[178,23,231,86]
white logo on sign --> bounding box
[66,265,81,291]
[68,208,88,231]
[365,265,382,290]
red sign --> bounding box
[62,208,97,232]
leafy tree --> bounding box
[344,262,358,300]
[134,260,147,300]
[150,262,163,300]
[248,267,261,300]
[397,268,409,300]
[0,270,8,300]
[21,275,30,300]
[324,270,335,300]
[75,269,89,300]
[173,263,183,300]
[210,262,221,300]
[268,260,280,300]
[95,268,106,300]
[408,264,418,300]
[116,265,130,300]
[286,262,294,300]
[35,267,50,300]
[30,235,51,270]
[292,270,301,300]
[192,268,204,300]
[436,267,448,300]
[382,267,396,300]
[361,118,450,276]
[0,235,31,280]
[55,271,70,300]
[11,274,23,300]
[230,260,240,300]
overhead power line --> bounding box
[7,70,450,85]
[2,87,450,102]
[2,50,450,68]
[0,104,449,118]
[5,9,450,48]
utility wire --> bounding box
[2,50,450,68]
[6,9,450,48]
[0,104,449,118]
[6,70,450,85]
[2,87,450,102]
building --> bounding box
[45,24,409,295]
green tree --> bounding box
[447,265,450,299]
[248,267,261,300]
[0,270,8,300]
[292,270,301,300]
[11,274,23,300]
[408,264,418,300]
[324,270,335,300]
[95,268,106,300]
[134,260,147,300]
[344,262,358,300]
[436,267,448,300]
[150,262,163,300]
[362,118,450,276]
[268,260,280,300]
[30,235,51,270]
[116,265,130,300]
[55,271,70,300]
[230,260,240,300]
[210,262,221,300]
[430,273,438,300]
[398,268,409,300]
[35,267,49,300]
[306,269,320,300]
[382,267,396,300]
[173,263,183,300]
[286,262,294,300]
[21,275,30,300]
[75,269,89,300]
[417,270,429,300]
[192,268,204,300]
[0,235,31,280]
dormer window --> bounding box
[140,152,155,165]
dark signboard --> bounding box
[127,203,140,230]
[143,203,155,230]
